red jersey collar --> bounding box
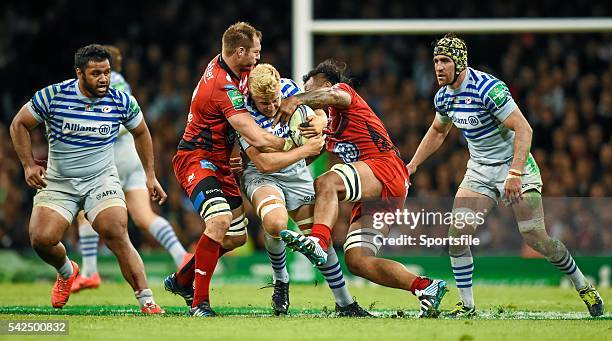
[217,55,240,82]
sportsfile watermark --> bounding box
[373,233,481,248]
[0,320,69,335]
[358,197,612,254]
[371,208,486,248]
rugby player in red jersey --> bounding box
[278,59,448,318]
[163,22,322,317]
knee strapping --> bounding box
[200,197,232,222]
[295,217,314,235]
[225,213,248,236]
[517,216,545,233]
[330,163,362,202]
[256,195,285,220]
[343,228,384,255]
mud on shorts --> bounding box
[33,166,126,223]
[459,153,543,205]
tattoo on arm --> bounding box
[296,88,351,109]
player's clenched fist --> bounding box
[503,171,523,205]
[303,134,325,157]
[24,161,47,189]
[146,176,167,205]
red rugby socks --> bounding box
[310,223,332,250]
[192,234,221,307]
[409,276,433,294]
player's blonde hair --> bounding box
[222,22,262,54]
[249,64,281,100]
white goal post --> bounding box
[292,0,612,84]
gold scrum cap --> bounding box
[433,33,468,79]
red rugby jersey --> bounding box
[178,55,249,162]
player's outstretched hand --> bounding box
[503,175,522,205]
[24,162,47,189]
[273,96,301,126]
[299,114,326,138]
[302,135,325,157]
[147,177,167,205]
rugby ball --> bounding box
[288,104,316,146]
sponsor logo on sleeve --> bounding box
[128,96,140,115]
[227,89,245,110]
[486,82,509,108]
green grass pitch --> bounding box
[0,282,609,340]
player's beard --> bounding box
[81,77,108,98]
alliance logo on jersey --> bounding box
[63,122,98,133]
[333,141,360,163]
[450,115,479,127]
[98,124,111,135]
[62,118,112,137]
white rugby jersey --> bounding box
[239,78,305,174]
[434,67,518,164]
[27,79,143,179]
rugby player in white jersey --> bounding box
[71,45,189,293]
[10,44,165,313]
[241,64,371,316]
[407,33,604,317]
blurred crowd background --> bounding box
[0,1,610,255]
